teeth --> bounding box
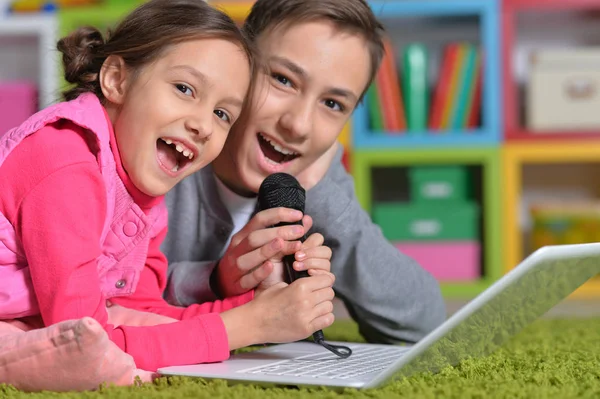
[260,133,298,156]
[160,138,194,160]
[171,164,179,172]
[265,157,280,166]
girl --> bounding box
[0,0,336,373]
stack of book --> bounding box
[366,40,482,134]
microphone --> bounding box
[258,173,351,359]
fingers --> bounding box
[245,207,304,234]
[310,303,335,332]
[295,244,331,262]
[292,272,335,291]
[300,233,324,250]
[236,262,274,291]
[294,258,330,273]
[294,240,332,273]
[302,215,313,232]
[312,286,335,305]
[237,238,302,273]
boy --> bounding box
[163,0,446,344]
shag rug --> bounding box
[2,318,600,398]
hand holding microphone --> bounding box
[257,173,352,359]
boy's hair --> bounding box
[243,0,385,97]
[57,0,258,103]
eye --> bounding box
[214,109,231,123]
[324,99,344,112]
[272,73,293,88]
[175,83,193,96]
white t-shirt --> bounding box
[214,177,257,253]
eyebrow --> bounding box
[170,65,209,85]
[170,64,244,108]
[269,56,359,103]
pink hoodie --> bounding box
[0,93,253,371]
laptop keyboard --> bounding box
[239,345,411,380]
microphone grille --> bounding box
[258,173,305,213]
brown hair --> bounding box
[243,0,385,98]
[57,0,258,103]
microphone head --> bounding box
[258,173,305,213]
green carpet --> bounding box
[2,318,600,398]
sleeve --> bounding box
[110,227,253,318]
[17,164,240,371]
[306,154,447,344]
[165,259,220,305]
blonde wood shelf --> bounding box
[502,141,600,299]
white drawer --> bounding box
[527,48,600,132]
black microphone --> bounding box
[258,173,351,359]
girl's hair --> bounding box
[57,0,258,103]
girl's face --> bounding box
[104,38,251,197]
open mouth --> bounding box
[257,133,300,164]
[156,138,194,173]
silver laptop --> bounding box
[158,243,600,390]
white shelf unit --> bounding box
[0,13,59,109]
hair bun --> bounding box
[57,26,105,100]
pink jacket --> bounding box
[0,93,166,319]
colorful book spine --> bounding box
[440,44,466,129]
[451,44,477,130]
[375,52,396,131]
[463,50,482,129]
[402,44,429,132]
[382,38,406,132]
[429,43,459,131]
[366,83,384,131]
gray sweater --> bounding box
[162,149,446,344]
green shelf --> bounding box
[352,147,502,299]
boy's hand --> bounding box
[214,207,313,297]
[296,141,340,190]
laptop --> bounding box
[158,243,600,390]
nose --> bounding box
[185,111,213,141]
[278,98,314,141]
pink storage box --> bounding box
[394,241,480,281]
[0,82,38,137]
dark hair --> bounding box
[243,0,385,98]
[57,0,258,103]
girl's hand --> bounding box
[220,273,335,350]
[252,273,336,343]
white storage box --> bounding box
[527,48,600,132]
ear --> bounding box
[99,55,129,105]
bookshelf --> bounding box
[350,0,502,299]
[502,142,600,298]
[503,0,600,141]
[0,13,58,109]
[502,0,600,297]
[3,0,597,299]
[353,147,502,298]
[353,0,501,149]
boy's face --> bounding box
[216,20,371,195]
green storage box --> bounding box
[372,202,479,241]
[409,166,469,203]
